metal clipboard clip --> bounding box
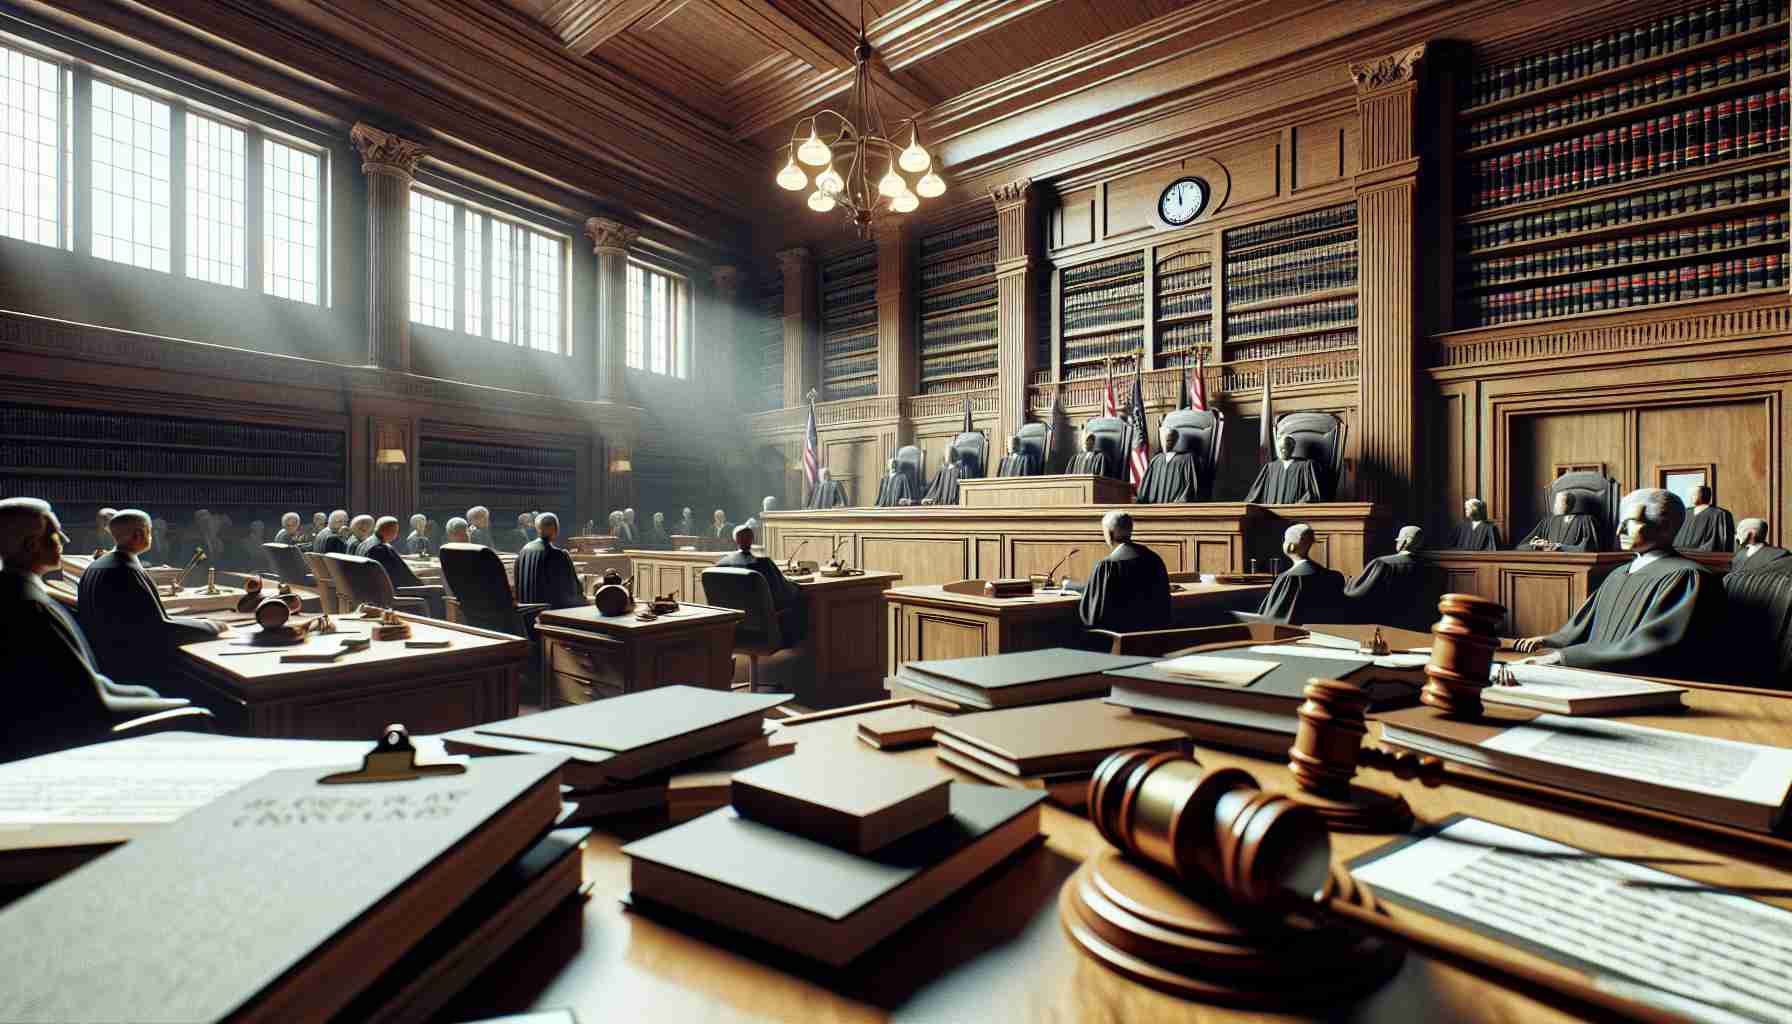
[318,724,467,784]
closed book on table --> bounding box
[623,784,1044,967]
[732,754,951,854]
[856,706,947,749]
[933,746,1093,806]
[444,686,791,785]
[1483,663,1686,715]
[1103,649,1417,718]
[897,648,1155,709]
[560,732,798,823]
[0,754,565,1024]
[933,699,1190,776]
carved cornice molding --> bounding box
[988,176,1034,211]
[584,217,640,255]
[710,264,743,295]
[349,123,427,180]
[1430,296,1792,375]
[1349,43,1426,94]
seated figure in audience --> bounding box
[608,508,632,545]
[443,516,471,545]
[1068,431,1111,477]
[1516,488,1727,681]
[875,459,917,507]
[515,512,585,609]
[746,496,777,536]
[76,509,224,681]
[1344,525,1441,631]
[1256,523,1348,624]
[311,512,327,538]
[1,499,179,763]
[647,512,673,550]
[1672,485,1735,552]
[921,448,964,506]
[1062,510,1171,631]
[90,507,117,554]
[603,511,625,549]
[716,524,805,643]
[1519,491,1600,552]
[315,509,350,555]
[404,514,433,556]
[1136,426,1201,505]
[1732,518,1790,574]
[677,507,700,537]
[516,512,538,548]
[364,516,445,618]
[347,514,377,555]
[144,517,171,566]
[624,508,640,543]
[465,506,495,548]
[996,435,1040,478]
[237,520,267,569]
[710,508,733,542]
[1244,434,1323,504]
[1445,498,1501,550]
[201,511,230,564]
[809,467,850,509]
[273,511,304,546]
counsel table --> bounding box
[535,602,744,707]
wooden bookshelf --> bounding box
[1221,201,1360,357]
[819,246,879,402]
[917,217,998,396]
[755,279,785,412]
[419,437,577,525]
[1153,246,1212,370]
[1058,251,1144,377]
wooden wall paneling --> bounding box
[1638,400,1773,523]
[991,177,1040,442]
[876,226,914,399]
[1500,568,1583,640]
[859,534,975,586]
[1052,185,1097,252]
[1508,410,1628,532]
[820,433,884,509]
[1291,112,1360,193]
[778,247,817,407]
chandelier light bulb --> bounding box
[898,139,931,173]
[807,190,837,212]
[776,158,808,191]
[797,128,832,167]
[877,166,906,199]
[915,170,945,198]
[891,190,919,213]
[816,164,845,194]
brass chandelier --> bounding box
[774,6,943,236]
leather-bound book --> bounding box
[895,648,1155,709]
[731,754,950,854]
[0,754,565,1024]
[933,699,1189,777]
[855,706,946,750]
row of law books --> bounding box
[1469,86,1788,210]
[823,304,877,333]
[419,464,570,489]
[822,379,878,401]
[821,332,876,359]
[919,312,996,351]
[1159,317,1214,350]
[1226,296,1357,341]
[1461,211,1787,287]
[820,250,876,284]
[1062,277,1145,312]
[1156,264,1211,296]
[1159,291,1213,320]
[918,250,994,292]
[921,348,999,378]
[1224,241,1358,305]
[0,405,343,454]
[919,218,996,257]
[1228,327,1359,361]
[824,353,878,379]
[26,444,341,481]
[920,283,997,317]
[823,284,877,314]
[918,372,997,395]
[1063,298,1144,333]
[1224,202,1355,251]
[1464,38,1790,149]
[1468,252,1786,325]
[0,474,345,508]
[1062,252,1144,289]
[1464,0,1786,109]
[1464,166,1788,249]
[422,437,576,469]
[1062,326,1143,365]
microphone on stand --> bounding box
[784,539,809,572]
[1040,549,1081,589]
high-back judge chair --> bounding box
[437,542,548,638]
[1083,416,1129,481]
[1016,421,1052,474]
[701,567,796,693]
[894,445,926,496]
[326,553,429,617]
[1274,411,1347,501]
[1161,408,1225,500]
[1544,470,1620,549]
[261,542,313,587]
[302,550,346,614]
[952,431,990,479]
[1721,557,1792,687]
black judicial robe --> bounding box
[677,515,701,537]
[1257,559,1348,625]
[1541,553,1726,681]
[468,525,497,549]
[809,480,850,509]
[515,538,585,609]
[1068,450,1113,478]
[1135,452,1202,504]
[1068,542,1172,632]
[645,526,673,551]
[716,549,806,642]
[923,465,963,505]
[1445,520,1502,551]
[364,541,426,590]
[404,530,434,556]
[875,473,916,507]
[1519,514,1600,552]
[1673,505,1735,552]
[313,528,345,555]
[710,521,735,542]
[1244,459,1323,504]
[996,452,1040,478]
[1732,545,1792,574]
[76,550,220,680]
[1344,551,1444,632]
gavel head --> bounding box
[1087,750,1333,909]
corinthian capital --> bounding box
[988,177,1034,210]
[584,217,639,255]
[349,123,427,180]
[1350,43,1426,92]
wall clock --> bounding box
[1158,177,1209,226]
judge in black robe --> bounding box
[716,525,806,642]
[514,513,586,609]
[922,452,964,506]
[874,460,917,507]
[1067,433,1113,478]
[1343,526,1443,631]
[1063,511,1172,631]
[1243,435,1323,504]
[75,510,224,681]
[1517,488,1726,682]
[1256,523,1348,624]
[467,507,497,548]
[404,514,434,556]
[744,497,777,538]
[1135,427,1202,504]
[1519,492,1600,552]
[996,436,1041,478]
[646,513,674,551]
[709,510,735,543]
[1672,486,1735,552]
[677,508,701,537]
[809,468,850,509]
[1444,499,1502,550]
[1731,518,1791,574]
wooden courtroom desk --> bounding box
[535,602,744,707]
[762,502,1388,587]
[174,612,525,739]
[437,657,1792,1024]
[883,580,1270,672]
[1419,549,1738,638]
[958,473,1133,507]
[628,549,903,708]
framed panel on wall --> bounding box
[1658,462,1715,500]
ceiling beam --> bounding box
[872,0,1061,72]
[540,0,668,56]
[729,59,934,142]
[707,0,858,71]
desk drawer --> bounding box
[550,640,609,680]
[552,671,621,706]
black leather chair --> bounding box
[1544,470,1622,550]
[702,567,795,692]
[438,543,548,638]
[1016,421,1052,474]
[1722,558,1792,688]
[1274,411,1346,501]
[261,542,313,587]
[1083,416,1129,481]
[952,430,990,479]
[325,553,435,617]
[1161,407,1224,500]
[894,444,926,498]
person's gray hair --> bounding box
[762,496,778,511]
[468,505,489,521]
[374,515,400,539]
[0,497,55,569]
[350,514,375,533]
[1740,517,1769,541]
[1395,525,1423,551]
[98,507,117,521]
[108,508,151,541]
[329,509,349,527]
[733,523,755,544]
[282,512,301,528]
[410,513,426,528]
[536,512,559,532]
[1465,498,1486,518]
[1283,523,1314,550]
[445,516,470,536]
[1618,488,1685,539]
[1101,509,1134,542]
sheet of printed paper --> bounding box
[1481,715,1792,805]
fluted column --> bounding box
[777,246,817,407]
[585,216,640,403]
[876,225,914,398]
[1351,45,1426,514]
[350,123,426,371]
[710,264,742,409]
[991,177,1041,444]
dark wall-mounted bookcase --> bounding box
[1222,202,1359,361]
[819,247,879,402]
[916,216,998,396]
[419,437,577,526]
[755,279,785,412]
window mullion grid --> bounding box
[480,212,492,339]
[452,202,465,336]
[245,125,263,294]
[168,105,185,279]
[70,68,90,258]
[520,226,532,350]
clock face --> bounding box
[1158,177,1208,225]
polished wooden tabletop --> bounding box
[537,602,745,635]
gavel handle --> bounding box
[1315,892,1689,1024]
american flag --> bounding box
[1102,361,1119,418]
[1126,361,1150,487]
[802,390,820,499]
[1188,351,1208,412]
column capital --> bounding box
[1349,43,1426,93]
[988,176,1034,211]
[349,123,427,180]
[584,217,639,255]
[776,246,812,276]
[710,264,742,295]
